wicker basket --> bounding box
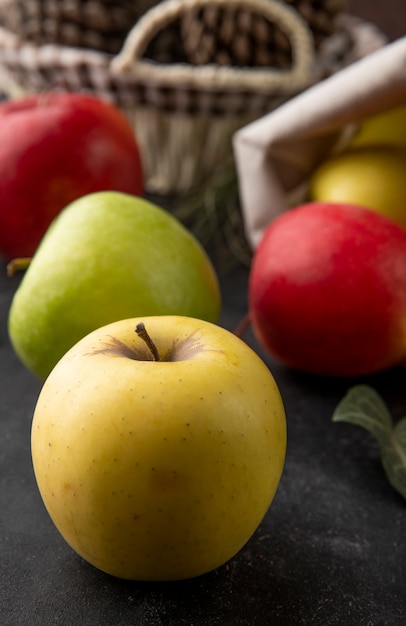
[0,0,386,196]
[0,0,160,53]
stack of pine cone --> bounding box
[181,0,347,68]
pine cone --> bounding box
[284,0,347,50]
[181,0,347,68]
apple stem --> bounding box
[234,312,252,339]
[135,323,161,361]
[6,257,32,277]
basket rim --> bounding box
[0,13,388,102]
[111,0,315,93]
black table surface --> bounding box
[2,263,406,626]
[1,3,405,625]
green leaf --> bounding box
[332,385,393,447]
[332,385,406,501]
[381,419,406,500]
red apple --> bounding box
[0,92,143,259]
[248,202,406,377]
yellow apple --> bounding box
[31,315,287,581]
[347,105,406,151]
[308,146,406,227]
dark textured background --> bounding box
[1,2,405,625]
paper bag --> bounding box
[233,37,406,249]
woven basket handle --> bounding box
[111,0,315,93]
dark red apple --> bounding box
[0,92,143,259]
[248,202,406,377]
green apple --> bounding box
[31,315,287,581]
[308,146,406,227]
[347,105,406,151]
[8,192,221,380]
